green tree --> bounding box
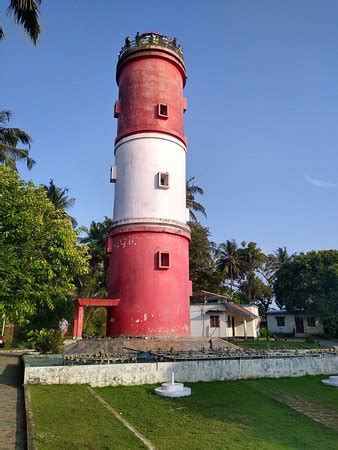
[0,110,35,170]
[0,167,89,325]
[274,250,338,335]
[43,179,75,211]
[81,217,113,269]
[237,241,266,302]
[186,177,207,222]
[43,179,77,227]
[189,222,222,293]
[216,240,241,291]
[1,0,41,44]
[79,217,113,296]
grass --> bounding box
[233,338,328,350]
[30,376,338,449]
[29,385,144,449]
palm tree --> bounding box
[43,179,78,227]
[1,0,41,44]
[81,217,114,268]
[216,240,241,291]
[43,179,75,211]
[237,241,266,302]
[0,110,35,170]
[269,247,296,268]
[186,176,207,222]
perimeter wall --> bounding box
[24,355,338,387]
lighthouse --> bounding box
[106,33,192,337]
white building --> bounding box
[190,292,260,339]
[266,309,324,337]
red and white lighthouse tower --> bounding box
[106,33,191,337]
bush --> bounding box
[305,334,315,343]
[324,316,338,338]
[260,327,275,339]
[28,329,64,354]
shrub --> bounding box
[260,327,275,339]
[28,329,64,354]
[305,334,315,343]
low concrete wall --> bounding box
[24,354,338,387]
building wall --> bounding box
[190,304,259,339]
[267,313,324,335]
[108,226,191,336]
[190,304,227,338]
[113,133,187,224]
[116,54,186,145]
[25,355,338,387]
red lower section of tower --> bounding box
[106,225,191,336]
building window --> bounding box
[158,172,169,189]
[157,103,168,119]
[307,317,316,327]
[158,251,170,269]
[210,315,220,328]
[276,316,285,327]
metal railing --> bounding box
[118,34,184,61]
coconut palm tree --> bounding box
[216,240,241,291]
[43,179,75,211]
[270,247,296,268]
[81,217,114,268]
[0,110,35,170]
[186,176,207,222]
[1,0,41,44]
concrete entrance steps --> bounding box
[64,337,238,355]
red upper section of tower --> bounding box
[115,33,187,145]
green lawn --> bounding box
[233,339,327,350]
[29,385,145,449]
[30,376,338,449]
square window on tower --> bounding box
[158,251,170,269]
[158,172,169,189]
[157,103,168,119]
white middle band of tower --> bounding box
[113,133,188,226]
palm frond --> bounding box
[0,27,4,40]
[0,111,12,125]
[0,143,35,169]
[0,127,32,147]
[186,176,207,221]
[7,0,41,45]
[43,179,76,211]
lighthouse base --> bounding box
[106,224,191,337]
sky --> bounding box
[1,0,337,254]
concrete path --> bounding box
[271,391,338,430]
[0,354,26,449]
[318,339,338,349]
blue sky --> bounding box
[1,0,337,254]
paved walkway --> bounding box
[0,355,26,449]
[318,339,338,349]
[272,391,338,430]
